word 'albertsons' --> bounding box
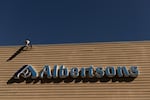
[13,65,139,79]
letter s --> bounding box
[130,66,139,77]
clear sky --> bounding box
[0,0,150,46]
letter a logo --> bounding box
[14,65,38,79]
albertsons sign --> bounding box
[13,65,139,80]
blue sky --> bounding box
[0,0,150,45]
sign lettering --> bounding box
[14,65,139,79]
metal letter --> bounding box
[87,66,94,78]
[130,66,139,77]
[40,65,52,78]
[70,67,79,78]
[52,65,59,78]
[81,67,86,78]
[95,67,104,78]
[59,65,69,78]
[105,67,116,77]
[14,65,38,79]
[117,66,130,77]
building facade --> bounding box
[0,41,150,100]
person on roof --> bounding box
[25,39,32,48]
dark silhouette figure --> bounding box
[6,45,32,62]
[6,39,32,62]
[6,46,26,62]
[25,39,32,48]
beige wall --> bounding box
[0,41,150,100]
